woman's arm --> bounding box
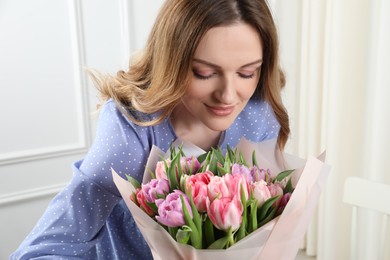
[11,101,153,259]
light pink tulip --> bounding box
[208,174,249,201]
[268,183,284,197]
[206,195,243,231]
[155,159,171,179]
[251,180,272,207]
[207,175,231,200]
[224,173,250,200]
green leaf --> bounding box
[200,152,211,172]
[146,201,158,213]
[214,147,225,165]
[227,145,236,163]
[217,166,228,176]
[176,226,191,244]
[223,154,231,173]
[197,152,208,164]
[236,183,248,241]
[284,177,294,193]
[204,216,215,247]
[252,150,258,167]
[238,153,248,167]
[179,146,186,157]
[169,144,176,160]
[273,169,295,183]
[168,226,178,239]
[248,200,258,233]
[208,150,218,175]
[189,196,202,235]
[258,207,277,227]
[257,195,280,222]
[167,153,181,190]
[125,174,141,189]
[180,195,202,249]
[207,235,230,249]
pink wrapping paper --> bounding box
[112,138,330,260]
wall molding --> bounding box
[0,144,87,166]
[68,0,93,149]
[119,0,134,68]
[0,0,92,166]
[0,183,66,207]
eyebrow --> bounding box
[192,58,263,69]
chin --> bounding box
[205,120,234,132]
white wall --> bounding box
[0,0,163,258]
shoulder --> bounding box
[99,99,155,127]
[79,100,175,192]
[97,100,165,144]
[79,100,154,190]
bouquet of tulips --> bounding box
[112,138,330,260]
[126,144,294,250]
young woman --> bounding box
[11,0,289,259]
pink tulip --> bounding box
[232,163,253,183]
[135,188,156,216]
[251,180,272,207]
[184,172,212,212]
[268,183,284,197]
[207,175,231,200]
[277,193,292,215]
[268,183,284,207]
[279,192,291,208]
[207,196,243,231]
[142,178,170,202]
[224,173,250,200]
[155,159,171,179]
[155,190,193,227]
[208,174,249,201]
[180,156,201,175]
[250,166,270,182]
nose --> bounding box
[215,76,236,104]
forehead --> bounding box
[193,23,263,66]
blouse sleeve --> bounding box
[11,101,152,259]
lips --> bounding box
[206,104,235,116]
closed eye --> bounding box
[193,71,216,80]
[238,73,255,79]
[238,66,261,79]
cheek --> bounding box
[185,82,213,101]
[239,82,258,99]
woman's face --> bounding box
[179,22,263,132]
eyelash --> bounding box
[193,72,213,80]
[238,73,255,79]
[193,71,255,80]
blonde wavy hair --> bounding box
[90,0,290,149]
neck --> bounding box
[171,107,222,151]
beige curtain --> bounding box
[270,0,390,259]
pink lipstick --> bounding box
[206,105,235,116]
